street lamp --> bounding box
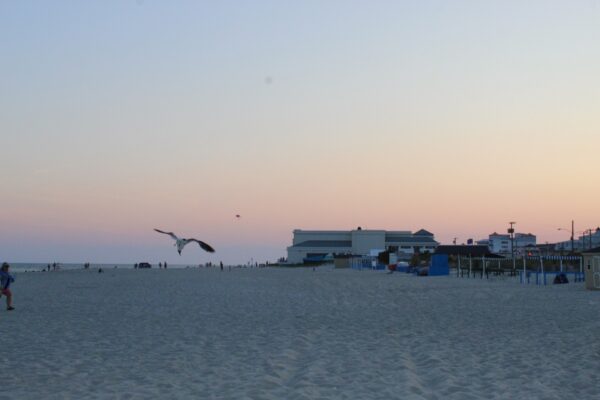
[557,220,575,253]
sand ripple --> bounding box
[3,268,599,399]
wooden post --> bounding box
[482,256,486,279]
[560,257,563,273]
[469,255,472,278]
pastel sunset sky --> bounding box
[1,1,599,264]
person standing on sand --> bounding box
[0,262,15,311]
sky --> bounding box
[1,0,599,264]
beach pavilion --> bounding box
[286,228,438,264]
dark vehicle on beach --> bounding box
[138,262,152,269]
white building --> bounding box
[487,232,536,255]
[286,228,438,264]
[515,233,536,249]
[488,233,511,254]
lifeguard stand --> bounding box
[582,247,600,290]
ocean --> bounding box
[7,262,209,272]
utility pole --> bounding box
[571,220,574,253]
[508,221,516,270]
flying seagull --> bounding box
[154,229,215,255]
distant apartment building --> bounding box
[515,233,537,248]
[487,232,536,255]
[286,228,438,264]
[556,227,600,252]
[488,233,510,254]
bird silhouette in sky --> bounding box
[154,229,215,255]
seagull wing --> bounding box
[154,229,179,241]
[188,239,215,253]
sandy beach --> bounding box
[2,267,599,399]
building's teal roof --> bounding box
[414,229,434,236]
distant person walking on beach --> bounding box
[0,262,15,311]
